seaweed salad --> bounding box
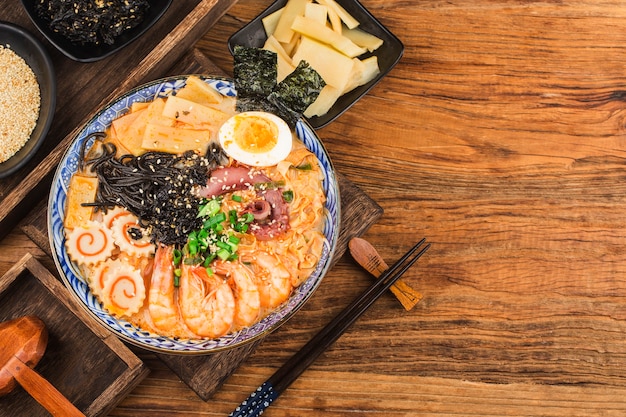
[35,0,150,45]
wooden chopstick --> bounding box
[228,238,430,417]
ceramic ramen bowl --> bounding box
[48,75,340,354]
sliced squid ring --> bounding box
[101,264,146,318]
[66,221,116,266]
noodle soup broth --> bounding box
[48,75,340,354]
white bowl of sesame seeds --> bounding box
[0,21,56,178]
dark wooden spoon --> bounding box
[0,315,85,416]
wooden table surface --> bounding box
[4,0,626,415]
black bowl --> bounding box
[228,0,404,129]
[20,0,172,63]
[0,21,56,179]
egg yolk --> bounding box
[233,115,278,154]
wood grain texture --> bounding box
[16,45,382,402]
[194,0,626,414]
[0,255,148,417]
[2,0,626,415]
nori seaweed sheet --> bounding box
[233,46,325,128]
[35,0,150,45]
[268,60,325,114]
[233,45,277,98]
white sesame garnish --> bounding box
[0,46,40,163]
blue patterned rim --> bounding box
[48,75,341,354]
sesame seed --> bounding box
[0,46,40,163]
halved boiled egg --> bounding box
[218,111,293,167]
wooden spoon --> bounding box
[0,315,85,417]
[349,237,423,310]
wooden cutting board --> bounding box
[19,48,384,401]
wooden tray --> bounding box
[11,16,385,403]
[0,0,237,240]
[18,49,384,402]
[0,254,149,416]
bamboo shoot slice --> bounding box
[272,0,310,43]
[291,15,367,58]
[174,75,223,106]
[124,98,173,155]
[304,85,342,118]
[262,6,284,36]
[342,26,384,52]
[316,0,359,29]
[291,36,355,90]
[162,95,229,128]
[304,2,328,24]
[141,123,212,154]
[343,55,380,94]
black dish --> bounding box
[20,0,172,63]
[228,0,404,129]
[0,21,56,179]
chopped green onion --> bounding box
[229,209,238,224]
[282,190,294,203]
[203,253,216,267]
[295,163,312,170]
[216,248,231,260]
[228,235,240,252]
[184,189,255,268]
[198,198,221,218]
[216,241,231,251]
[188,238,199,256]
[173,249,182,266]
[207,212,227,228]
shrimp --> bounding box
[148,245,180,332]
[214,261,261,328]
[179,264,235,338]
[250,251,293,309]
